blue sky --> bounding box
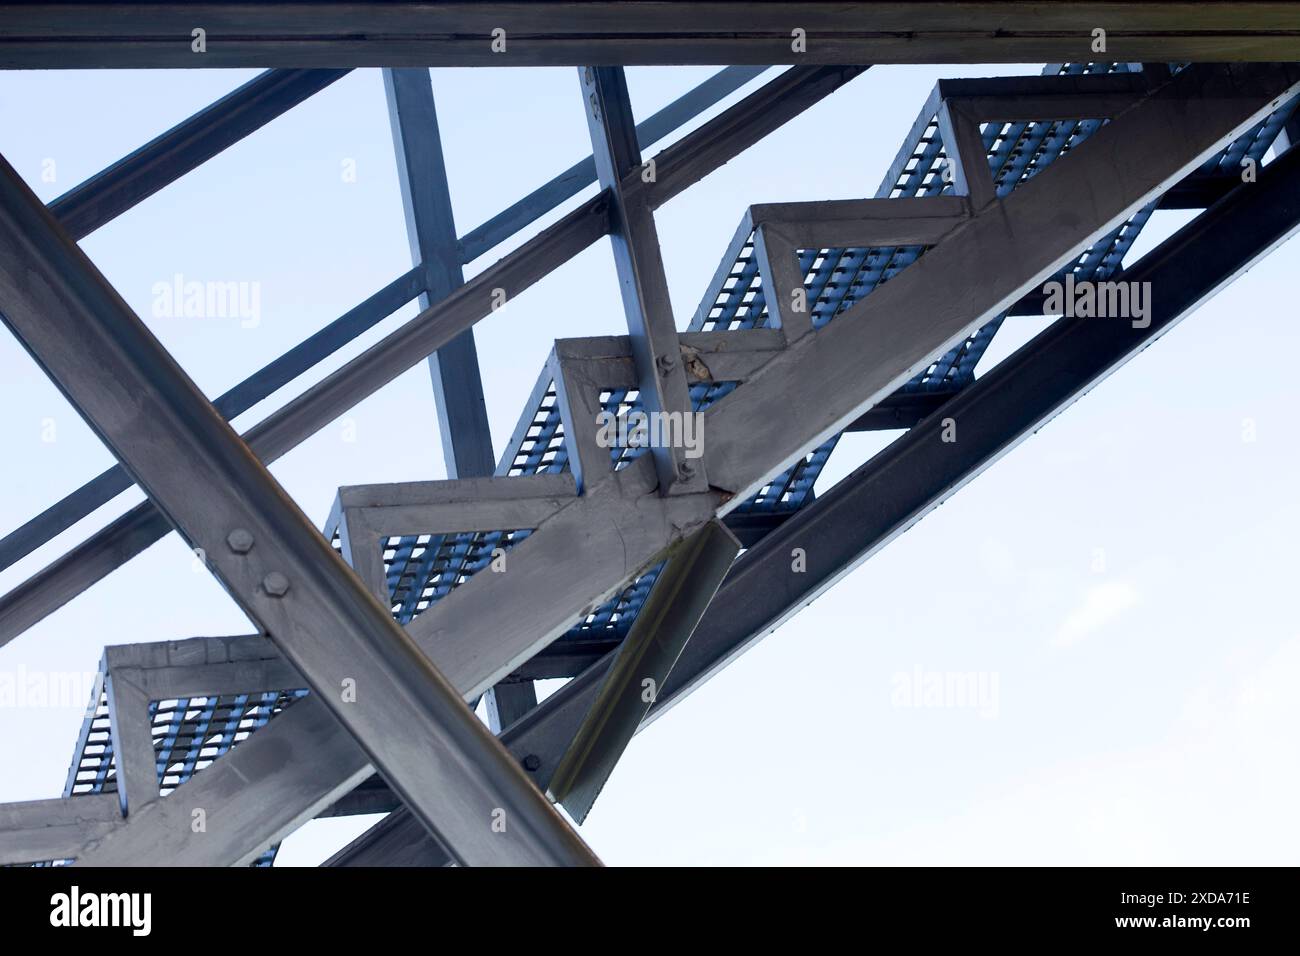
[0,63,1296,865]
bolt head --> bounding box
[226,528,254,554]
[677,460,697,482]
[263,571,290,597]
[523,754,541,772]
[657,352,677,375]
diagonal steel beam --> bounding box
[49,68,351,241]
[547,518,740,822]
[461,65,765,263]
[580,65,704,495]
[330,133,1300,865]
[0,154,597,866]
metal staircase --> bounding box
[3,60,1300,866]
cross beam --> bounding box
[2,3,1298,68]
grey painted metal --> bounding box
[104,639,304,697]
[331,137,1300,865]
[0,60,862,647]
[49,68,350,241]
[0,793,120,866]
[548,519,741,822]
[103,669,158,817]
[486,683,540,735]
[934,72,1145,121]
[338,473,576,537]
[3,4,1300,67]
[580,65,703,495]
[748,196,972,249]
[936,101,996,208]
[385,67,496,480]
[0,155,596,867]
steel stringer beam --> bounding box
[0,156,597,867]
[49,68,351,241]
[3,3,1300,68]
[0,64,865,651]
[547,519,741,822]
[330,133,1300,867]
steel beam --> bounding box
[0,62,864,647]
[0,155,596,867]
[580,65,702,495]
[547,519,741,822]
[103,668,158,817]
[331,136,1300,865]
[461,65,765,263]
[385,67,495,480]
[386,65,527,723]
[49,68,350,241]
[0,794,121,866]
[485,683,539,735]
[3,4,1299,68]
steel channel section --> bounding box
[547,519,741,822]
[3,4,1300,68]
[580,65,704,495]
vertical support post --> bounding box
[386,68,533,725]
[752,223,812,341]
[937,100,995,208]
[579,66,706,496]
[104,666,158,817]
[384,68,495,479]
[547,346,610,493]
